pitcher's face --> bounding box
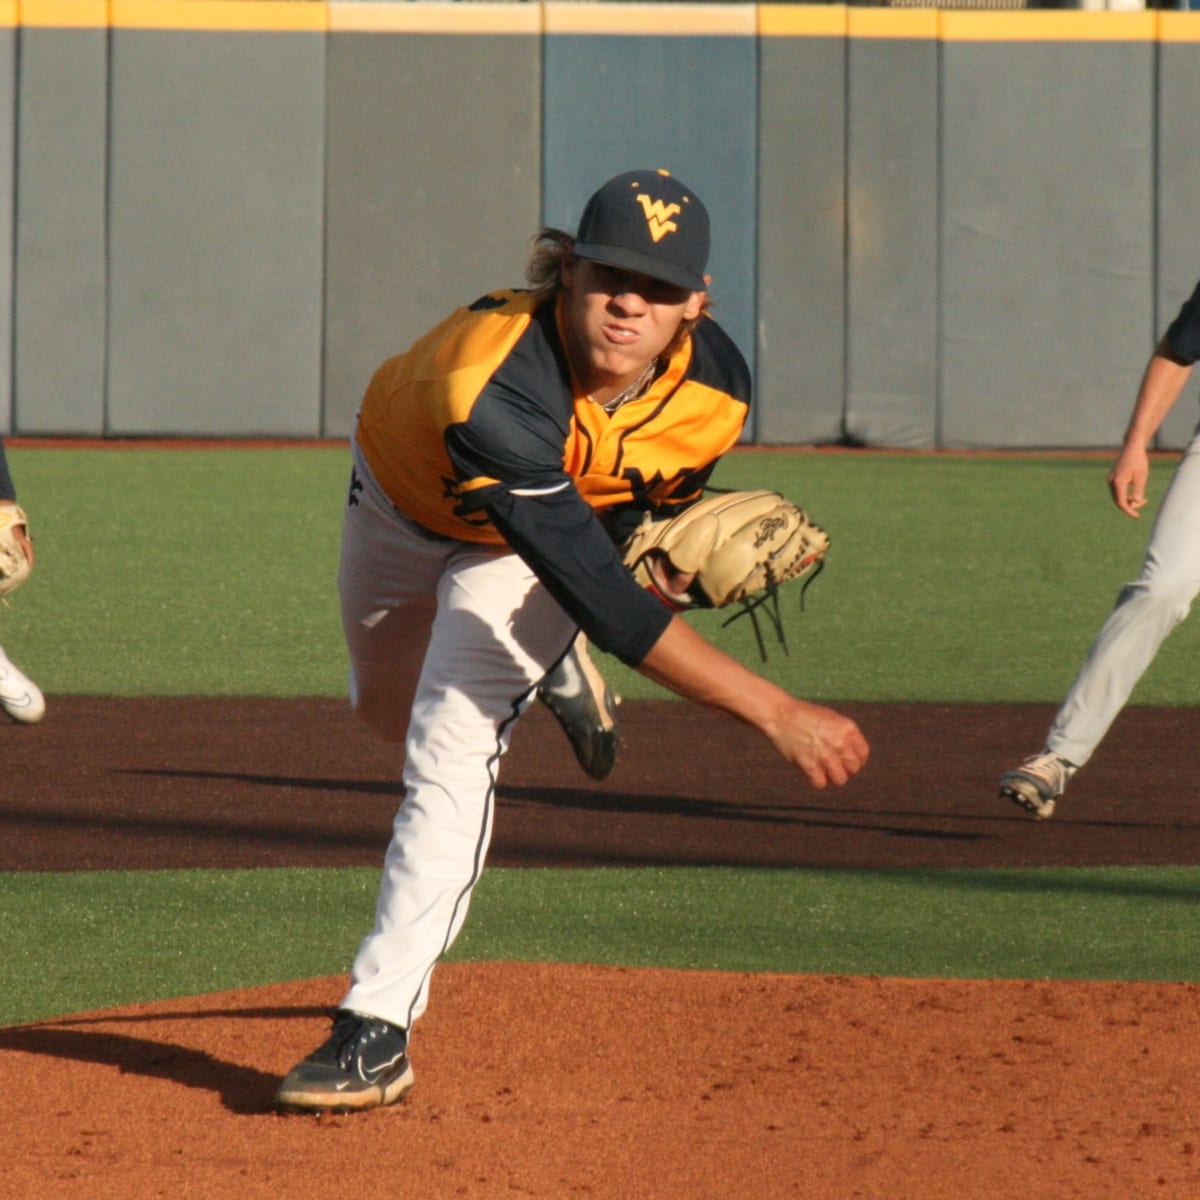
[561,258,705,395]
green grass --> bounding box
[3,445,1197,1027]
[598,452,1184,704]
[4,446,347,694]
[3,865,1198,1026]
[5,445,1185,703]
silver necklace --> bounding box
[596,358,658,414]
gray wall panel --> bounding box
[14,26,107,435]
[845,36,938,449]
[1156,41,1200,450]
[542,33,758,424]
[323,32,541,441]
[940,41,1154,449]
[0,27,13,433]
[5,12,1193,450]
[757,36,846,444]
[107,30,325,436]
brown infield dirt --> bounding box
[4,696,1200,1199]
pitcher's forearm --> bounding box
[636,615,789,729]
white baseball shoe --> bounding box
[998,750,1076,820]
[0,644,45,723]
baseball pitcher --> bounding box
[276,169,869,1114]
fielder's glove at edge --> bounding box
[0,505,31,602]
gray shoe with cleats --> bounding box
[998,751,1077,820]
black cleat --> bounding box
[276,1009,414,1114]
[537,634,620,780]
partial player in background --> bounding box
[276,168,869,1115]
[1000,276,1200,818]
[0,437,44,724]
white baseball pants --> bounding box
[336,443,576,1029]
[1047,422,1200,767]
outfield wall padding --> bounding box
[13,21,106,435]
[542,15,759,434]
[939,23,1156,449]
[0,11,15,432]
[4,3,1200,450]
[106,26,326,437]
[843,11,940,449]
[757,14,847,446]
[323,21,542,441]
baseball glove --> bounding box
[621,489,830,658]
[0,505,31,601]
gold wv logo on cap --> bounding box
[574,169,709,291]
[636,194,683,243]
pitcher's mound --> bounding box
[4,962,1200,1199]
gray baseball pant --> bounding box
[1048,423,1200,767]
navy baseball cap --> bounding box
[573,168,710,293]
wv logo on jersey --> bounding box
[636,194,683,243]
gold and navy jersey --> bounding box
[356,288,751,665]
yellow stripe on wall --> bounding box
[758,5,846,38]
[939,10,1158,42]
[111,0,327,32]
[20,0,107,27]
[1158,12,1200,43]
[4,2,1199,40]
[847,8,938,40]
[331,2,540,36]
[543,3,756,36]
